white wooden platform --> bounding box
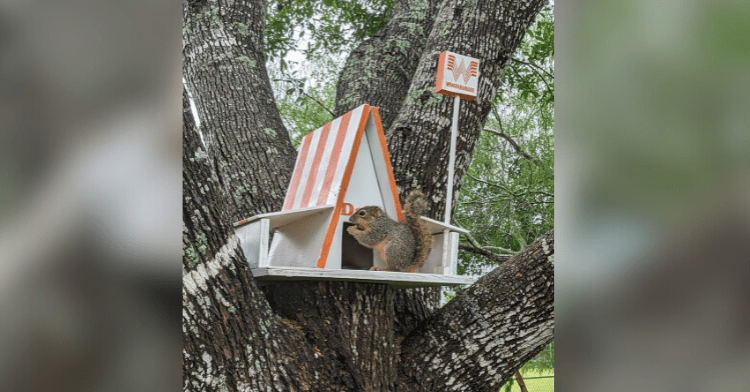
[250,267,475,288]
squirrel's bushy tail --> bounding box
[403,190,434,269]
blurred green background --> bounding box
[557,1,750,391]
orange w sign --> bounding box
[435,51,480,100]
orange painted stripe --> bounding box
[300,122,333,208]
[435,51,447,94]
[284,133,313,210]
[234,218,249,227]
[371,107,404,222]
[317,105,370,268]
[316,111,352,206]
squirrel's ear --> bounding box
[371,207,383,218]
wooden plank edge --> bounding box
[250,267,475,288]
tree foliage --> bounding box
[454,5,554,275]
[269,53,341,147]
[265,0,393,70]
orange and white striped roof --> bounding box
[283,104,401,219]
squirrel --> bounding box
[346,190,434,272]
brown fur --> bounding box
[346,190,434,272]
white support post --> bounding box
[445,95,460,225]
[442,95,460,271]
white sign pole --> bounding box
[445,95,460,225]
[435,51,479,274]
[442,95,460,274]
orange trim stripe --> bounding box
[316,111,352,206]
[317,105,370,268]
[435,51,447,94]
[300,122,332,208]
[284,134,314,210]
[371,107,404,222]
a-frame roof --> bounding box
[282,104,403,221]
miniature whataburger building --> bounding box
[233,104,473,288]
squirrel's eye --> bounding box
[359,210,366,215]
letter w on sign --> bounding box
[447,54,479,84]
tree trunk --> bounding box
[183,0,296,221]
[398,231,554,392]
[334,0,442,131]
[332,0,548,360]
[183,88,352,392]
[386,0,547,220]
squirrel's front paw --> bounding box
[346,226,358,235]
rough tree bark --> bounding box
[332,0,546,221]
[334,0,442,131]
[398,231,554,392]
[183,0,297,221]
[183,89,352,391]
[182,0,553,390]
[386,0,547,220]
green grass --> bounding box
[499,368,554,392]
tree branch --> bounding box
[512,57,554,80]
[451,221,513,264]
[466,172,512,192]
[399,230,555,391]
[483,127,534,160]
[510,62,554,103]
[299,89,335,118]
[278,78,336,118]
[183,0,296,221]
[182,87,342,391]
[459,244,511,264]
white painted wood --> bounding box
[326,218,343,270]
[449,231,460,275]
[267,208,335,268]
[259,219,269,268]
[250,267,475,288]
[291,125,324,209]
[441,228,451,275]
[343,122,396,219]
[307,116,343,206]
[364,114,399,221]
[234,219,269,268]
[445,95,460,225]
[233,106,467,281]
[234,205,335,229]
[284,104,365,210]
[420,216,470,235]
[323,105,366,207]
[420,232,445,274]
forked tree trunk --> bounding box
[183,89,351,391]
[182,0,553,390]
[334,0,442,131]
